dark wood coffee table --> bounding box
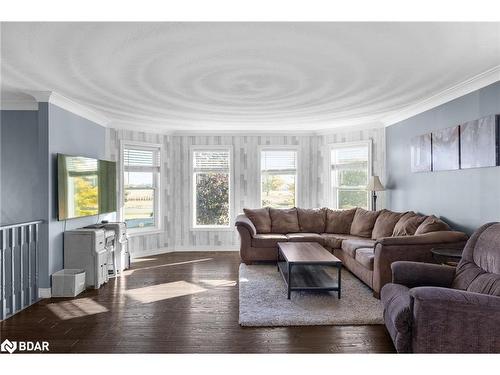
[277,242,342,299]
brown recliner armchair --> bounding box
[381,222,500,353]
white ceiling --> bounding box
[1,22,499,132]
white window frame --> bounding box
[328,140,372,210]
[119,140,163,236]
[259,146,299,208]
[190,145,233,231]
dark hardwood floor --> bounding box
[0,252,395,353]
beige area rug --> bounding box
[239,264,384,327]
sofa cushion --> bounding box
[466,272,500,296]
[243,208,272,234]
[355,248,375,270]
[325,208,357,234]
[415,215,450,235]
[321,234,360,249]
[341,238,376,258]
[372,210,406,240]
[350,208,381,238]
[392,212,427,236]
[269,208,300,234]
[251,233,288,248]
[296,208,326,233]
[453,258,500,297]
[286,233,325,246]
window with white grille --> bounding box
[260,149,297,208]
[330,141,371,210]
[122,144,161,231]
[192,148,231,228]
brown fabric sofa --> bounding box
[235,207,468,297]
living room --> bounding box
[1,0,499,372]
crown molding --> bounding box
[171,129,316,136]
[110,121,174,135]
[112,115,385,136]
[382,65,500,127]
[23,90,111,127]
[314,121,384,136]
[0,100,39,110]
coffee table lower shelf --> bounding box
[277,261,341,299]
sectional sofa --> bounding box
[235,207,468,297]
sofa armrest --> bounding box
[377,231,468,246]
[372,233,468,297]
[234,214,257,236]
[391,261,455,288]
[409,287,500,353]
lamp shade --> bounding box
[367,176,385,191]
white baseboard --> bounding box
[38,288,51,299]
[130,246,238,259]
[130,247,174,259]
[174,246,238,252]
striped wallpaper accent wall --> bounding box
[316,126,386,209]
[107,129,173,256]
[106,127,385,257]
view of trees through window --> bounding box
[261,150,297,208]
[195,173,230,226]
[261,174,296,208]
[193,150,230,227]
[331,144,369,209]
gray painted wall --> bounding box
[0,110,45,224]
[386,81,500,234]
[0,104,112,288]
[0,109,49,304]
[47,103,113,283]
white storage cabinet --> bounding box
[64,228,109,289]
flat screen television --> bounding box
[57,154,117,220]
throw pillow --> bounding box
[392,212,427,236]
[269,208,300,234]
[350,208,381,238]
[296,208,326,233]
[415,215,451,235]
[325,208,357,234]
[243,207,271,234]
[371,209,407,239]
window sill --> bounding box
[127,228,164,237]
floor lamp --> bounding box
[367,176,385,211]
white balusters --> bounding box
[10,227,16,315]
[1,230,6,320]
[34,223,39,301]
[0,220,43,320]
[19,226,25,309]
[27,224,33,304]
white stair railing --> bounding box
[0,220,43,320]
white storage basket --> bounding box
[51,269,86,297]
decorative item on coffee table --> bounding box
[277,242,342,299]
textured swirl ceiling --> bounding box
[1,22,499,132]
